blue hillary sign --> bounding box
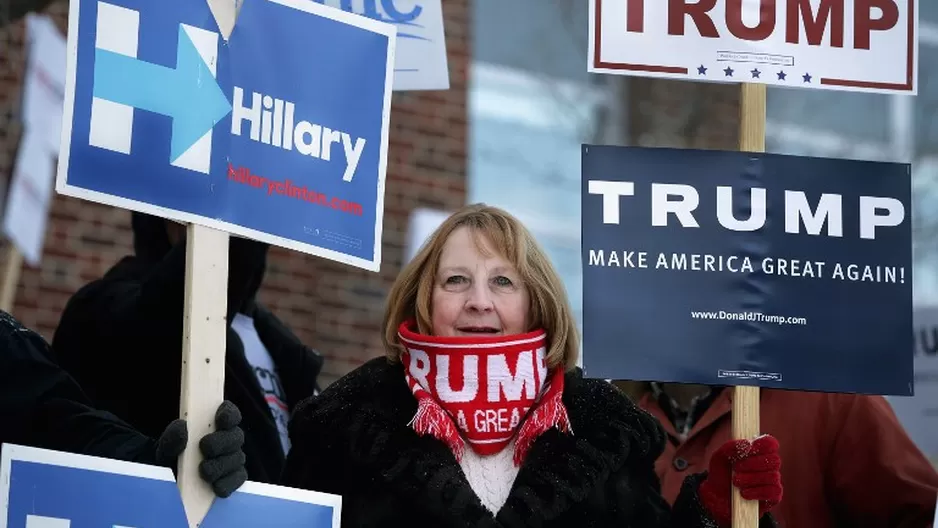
[0,444,341,528]
[581,145,913,396]
[55,0,396,271]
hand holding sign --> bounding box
[698,435,784,527]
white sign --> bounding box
[2,133,55,265]
[21,13,67,152]
[887,305,938,463]
[320,0,449,91]
[588,0,918,95]
[3,14,66,266]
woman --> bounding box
[283,204,783,527]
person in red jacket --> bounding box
[615,381,938,527]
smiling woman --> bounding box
[429,226,531,338]
[384,204,578,369]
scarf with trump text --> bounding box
[398,320,571,466]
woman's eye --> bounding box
[493,276,513,287]
[445,275,467,285]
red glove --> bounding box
[698,434,783,527]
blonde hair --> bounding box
[383,203,580,370]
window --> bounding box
[469,63,599,333]
[470,0,624,343]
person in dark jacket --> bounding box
[282,204,783,527]
[0,309,247,497]
[51,212,324,484]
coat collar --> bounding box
[639,387,735,444]
[316,358,665,527]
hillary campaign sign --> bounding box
[0,443,341,528]
[581,145,913,396]
[589,0,918,94]
[55,0,395,271]
[317,0,449,91]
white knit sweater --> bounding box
[458,439,521,514]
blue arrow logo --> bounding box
[93,25,232,164]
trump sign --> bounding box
[581,145,913,395]
[589,0,918,95]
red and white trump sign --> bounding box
[589,0,918,94]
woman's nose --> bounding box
[465,283,494,312]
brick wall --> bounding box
[0,0,469,388]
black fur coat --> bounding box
[283,357,777,527]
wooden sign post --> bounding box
[175,3,238,527]
[732,82,766,528]
[177,224,230,528]
[0,245,23,313]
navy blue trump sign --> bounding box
[55,0,395,271]
[581,145,913,396]
[0,444,341,528]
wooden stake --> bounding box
[0,245,23,314]
[739,83,766,152]
[733,82,766,528]
[177,224,230,528]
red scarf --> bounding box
[398,320,572,466]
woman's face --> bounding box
[431,226,530,337]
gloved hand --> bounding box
[154,418,188,466]
[151,401,248,498]
[198,401,249,498]
[698,434,783,527]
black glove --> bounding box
[198,401,249,498]
[151,401,248,498]
[154,418,188,466]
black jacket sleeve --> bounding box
[0,311,159,465]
